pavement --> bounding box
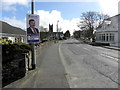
[102,46,120,51]
[3,42,69,88]
[79,39,120,51]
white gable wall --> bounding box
[96,14,119,46]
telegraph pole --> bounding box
[31,0,36,69]
[31,0,34,14]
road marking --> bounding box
[100,53,118,62]
[83,47,91,51]
[76,45,91,51]
[76,44,118,62]
[58,44,72,88]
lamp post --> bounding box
[57,20,59,40]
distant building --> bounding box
[95,14,120,46]
[49,24,53,40]
[64,30,70,39]
[53,32,64,39]
[48,24,64,40]
[0,21,26,43]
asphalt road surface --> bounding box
[59,38,118,88]
[4,38,119,88]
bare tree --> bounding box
[78,11,109,39]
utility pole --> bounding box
[31,0,34,14]
[31,0,36,69]
[79,30,81,40]
[57,20,59,40]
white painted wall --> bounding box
[96,14,119,46]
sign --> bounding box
[26,14,40,43]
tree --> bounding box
[78,11,109,39]
[73,30,82,39]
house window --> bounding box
[111,33,114,42]
[103,34,105,41]
[106,34,108,41]
[102,34,104,41]
[99,34,101,41]
[110,33,112,41]
[109,33,114,42]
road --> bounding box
[4,38,118,88]
[59,38,118,88]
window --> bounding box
[103,34,105,41]
[102,34,104,41]
[109,33,114,42]
[111,33,114,42]
[99,34,101,41]
[110,33,112,41]
[106,34,108,41]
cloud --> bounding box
[35,10,80,34]
[118,1,120,14]
[3,16,26,30]
[2,10,80,35]
[3,9,80,34]
[2,0,29,5]
[59,18,80,34]
[98,0,119,16]
[36,0,99,2]
[35,10,63,28]
[2,0,29,11]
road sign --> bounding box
[26,14,40,43]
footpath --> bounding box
[102,46,120,51]
[3,42,69,88]
[80,40,120,51]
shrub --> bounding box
[2,40,32,87]
[2,40,32,64]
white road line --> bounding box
[83,47,91,51]
[76,44,118,62]
[58,44,72,88]
[76,45,91,51]
[100,53,118,62]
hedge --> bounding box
[1,39,32,87]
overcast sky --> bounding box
[1,0,120,34]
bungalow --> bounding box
[0,21,27,43]
[95,14,120,46]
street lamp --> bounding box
[57,20,59,39]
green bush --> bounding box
[0,39,10,45]
[2,40,32,64]
[41,38,48,43]
[1,39,32,87]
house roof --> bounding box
[96,14,120,30]
[104,14,120,20]
[0,21,26,35]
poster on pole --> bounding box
[26,14,40,44]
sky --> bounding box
[1,0,120,35]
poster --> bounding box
[26,14,40,43]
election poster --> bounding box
[26,14,40,43]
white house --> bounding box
[0,21,27,43]
[95,14,120,46]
